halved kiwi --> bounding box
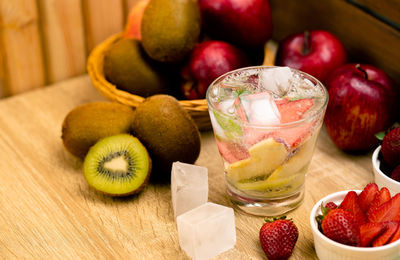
[83,134,151,196]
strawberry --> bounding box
[216,139,249,163]
[359,222,385,247]
[321,208,360,246]
[367,187,391,218]
[359,222,384,247]
[358,183,379,212]
[389,221,400,243]
[390,165,400,182]
[372,221,399,247]
[325,201,338,211]
[381,127,400,167]
[259,216,298,260]
[368,193,400,223]
[339,191,367,227]
[275,98,315,147]
[276,98,314,123]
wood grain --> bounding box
[353,0,400,26]
[270,0,400,83]
[0,0,45,96]
[83,0,124,54]
[38,0,86,83]
[0,75,375,259]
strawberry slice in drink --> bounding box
[215,139,249,164]
[273,98,315,147]
[277,98,314,124]
[242,96,315,148]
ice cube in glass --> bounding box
[258,66,292,96]
[238,91,281,125]
[177,202,236,260]
[171,162,208,218]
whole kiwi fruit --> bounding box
[62,102,135,158]
[83,134,151,196]
[103,38,168,96]
[141,0,201,63]
[132,95,201,181]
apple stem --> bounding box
[356,64,368,80]
[302,30,311,55]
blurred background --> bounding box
[0,0,399,98]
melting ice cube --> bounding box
[177,202,236,260]
[238,92,281,125]
[171,162,208,218]
[258,66,293,96]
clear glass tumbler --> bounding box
[206,66,328,216]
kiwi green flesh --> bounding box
[83,134,151,196]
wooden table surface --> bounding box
[0,75,374,259]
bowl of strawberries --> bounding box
[310,183,400,260]
[373,127,400,196]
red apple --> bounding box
[123,0,149,40]
[181,40,249,99]
[324,63,398,152]
[198,0,273,48]
[277,30,347,82]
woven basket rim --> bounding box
[86,33,209,111]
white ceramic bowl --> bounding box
[372,145,400,196]
[310,190,400,260]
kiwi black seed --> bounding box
[83,134,151,196]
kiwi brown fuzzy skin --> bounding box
[132,94,201,182]
[62,102,135,159]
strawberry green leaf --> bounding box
[375,131,385,141]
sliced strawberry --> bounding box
[216,139,249,163]
[367,187,391,218]
[359,222,385,247]
[276,98,314,123]
[233,96,248,123]
[368,193,400,223]
[240,97,315,148]
[272,123,314,148]
[339,191,367,227]
[359,183,379,213]
[388,221,400,244]
[274,98,290,106]
[372,221,399,247]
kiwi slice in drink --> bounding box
[83,134,151,196]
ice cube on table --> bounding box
[171,162,208,218]
[259,66,293,96]
[177,202,236,260]
[239,92,281,125]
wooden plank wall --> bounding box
[0,0,138,98]
[0,0,399,98]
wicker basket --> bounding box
[87,33,276,131]
[87,33,211,131]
